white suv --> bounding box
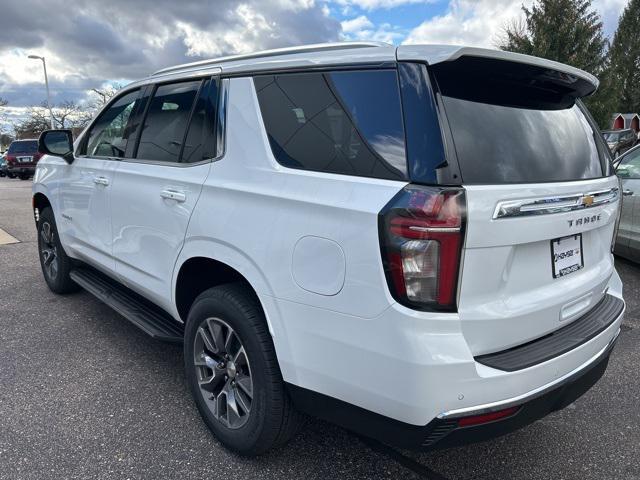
[33,42,625,455]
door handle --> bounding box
[160,189,186,202]
[623,190,634,196]
[93,176,109,186]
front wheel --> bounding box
[184,284,302,455]
[37,207,79,294]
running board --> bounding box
[70,268,184,343]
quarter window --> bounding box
[85,90,140,158]
[136,81,202,163]
[254,70,407,180]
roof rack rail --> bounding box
[151,41,391,77]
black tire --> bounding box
[184,283,303,455]
[7,173,15,179]
[19,174,30,181]
[37,207,79,294]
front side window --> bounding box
[254,69,407,181]
[85,90,140,158]
[136,80,201,163]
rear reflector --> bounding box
[457,406,520,427]
[379,185,466,311]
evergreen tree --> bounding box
[608,0,640,113]
[501,0,613,127]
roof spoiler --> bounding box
[397,45,599,97]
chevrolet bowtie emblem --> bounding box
[582,195,595,206]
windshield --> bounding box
[603,132,620,142]
[8,140,38,154]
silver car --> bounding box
[615,145,640,262]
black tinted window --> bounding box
[86,90,140,158]
[136,81,201,163]
[9,141,37,153]
[442,98,605,184]
[254,70,407,180]
[181,79,219,163]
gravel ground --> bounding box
[1,176,639,480]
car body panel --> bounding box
[111,160,211,312]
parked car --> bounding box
[602,128,637,158]
[614,145,640,262]
[33,42,625,455]
[0,152,7,177]
[5,139,41,180]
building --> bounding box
[611,113,640,132]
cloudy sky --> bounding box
[0,0,629,127]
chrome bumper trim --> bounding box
[437,318,623,420]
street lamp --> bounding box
[28,55,54,129]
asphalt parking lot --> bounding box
[0,176,639,480]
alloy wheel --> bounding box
[193,317,253,429]
[40,221,59,280]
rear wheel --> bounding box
[37,207,79,294]
[7,172,15,179]
[19,174,30,180]
[184,284,302,455]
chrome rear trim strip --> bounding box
[493,187,619,219]
[437,318,622,420]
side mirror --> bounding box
[38,129,75,164]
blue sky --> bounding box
[0,0,629,130]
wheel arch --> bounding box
[172,240,278,332]
[32,191,52,223]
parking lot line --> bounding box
[0,227,20,245]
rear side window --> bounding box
[432,58,610,184]
[181,79,219,163]
[8,141,37,153]
[254,69,407,181]
[136,80,202,163]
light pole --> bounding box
[28,55,54,129]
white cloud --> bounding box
[340,15,405,43]
[178,4,276,57]
[403,0,628,49]
[341,15,375,34]
[403,0,532,48]
[334,0,432,10]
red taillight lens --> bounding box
[457,406,520,427]
[379,185,466,311]
[33,151,43,162]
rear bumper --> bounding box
[287,329,619,450]
[7,165,35,174]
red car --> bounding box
[5,139,42,180]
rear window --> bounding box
[254,69,407,181]
[433,58,610,184]
[9,141,37,154]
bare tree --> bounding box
[14,100,92,138]
[88,84,122,110]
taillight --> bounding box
[379,185,466,311]
[33,151,43,162]
[6,155,15,165]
